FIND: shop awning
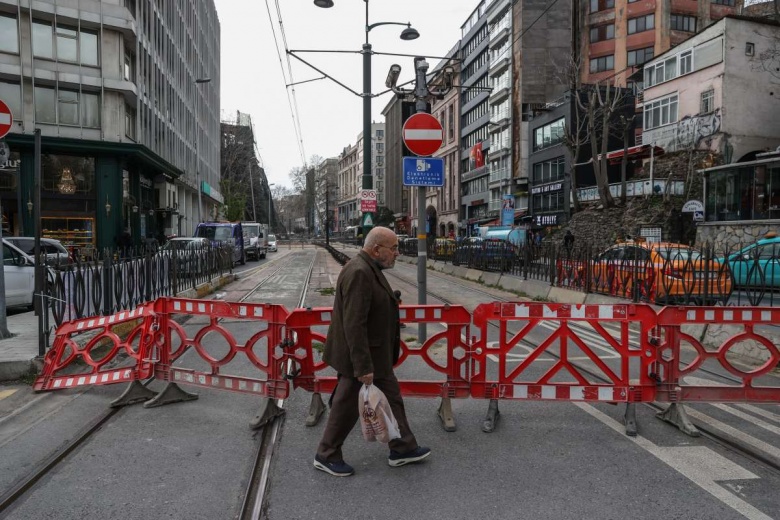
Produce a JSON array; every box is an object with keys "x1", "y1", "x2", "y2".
[{"x1": 599, "y1": 144, "x2": 664, "y2": 165}]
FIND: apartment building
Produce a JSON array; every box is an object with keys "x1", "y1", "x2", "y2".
[
  {"x1": 336, "y1": 142, "x2": 358, "y2": 230},
  {"x1": 581, "y1": 0, "x2": 739, "y2": 88},
  {"x1": 0, "y1": 0, "x2": 220, "y2": 251}
]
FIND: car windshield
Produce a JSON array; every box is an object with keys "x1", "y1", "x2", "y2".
[
  {"x1": 162, "y1": 240, "x2": 201, "y2": 251},
  {"x1": 268, "y1": 235, "x2": 276, "y2": 242}
]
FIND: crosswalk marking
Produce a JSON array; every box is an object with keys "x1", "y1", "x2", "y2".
[{"x1": 0, "y1": 389, "x2": 17, "y2": 401}]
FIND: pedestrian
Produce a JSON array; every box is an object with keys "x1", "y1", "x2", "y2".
[
  {"x1": 563, "y1": 229, "x2": 575, "y2": 256},
  {"x1": 314, "y1": 226, "x2": 430, "y2": 477}
]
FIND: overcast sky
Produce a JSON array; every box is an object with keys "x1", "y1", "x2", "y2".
[{"x1": 212, "y1": 0, "x2": 480, "y2": 189}]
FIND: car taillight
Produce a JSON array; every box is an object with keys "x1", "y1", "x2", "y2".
[{"x1": 664, "y1": 266, "x2": 683, "y2": 279}]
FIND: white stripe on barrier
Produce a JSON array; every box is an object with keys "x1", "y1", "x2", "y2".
[
  {"x1": 571, "y1": 386, "x2": 585, "y2": 400},
  {"x1": 571, "y1": 305, "x2": 586, "y2": 318},
  {"x1": 415, "y1": 308, "x2": 425, "y2": 319},
  {"x1": 515, "y1": 304, "x2": 529, "y2": 318},
  {"x1": 542, "y1": 385, "x2": 556, "y2": 399},
  {"x1": 240, "y1": 306, "x2": 247, "y2": 316},
  {"x1": 543, "y1": 305, "x2": 557, "y2": 318},
  {"x1": 599, "y1": 306, "x2": 614, "y2": 319},
  {"x1": 762, "y1": 310, "x2": 771, "y2": 321},
  {"x1": 724, "y1": 310, "x2": 733, "y2": 321},
  {"x1": 599, "y1": 387, "x2": 613, "y2": 401}
]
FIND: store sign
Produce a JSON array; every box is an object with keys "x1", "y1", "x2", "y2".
[
  {"x1": 140, "y1": 176, "x2": 153, "y2": 189},
  {"x1": 681, "y1": 200, "x2": 704, "y2": 213},
  {"x1": 535, "y1": 214, "x2": 559, "y2": 226},
  {"x1": 531, "y1": 182, "x2": 563, "y2": 195}
]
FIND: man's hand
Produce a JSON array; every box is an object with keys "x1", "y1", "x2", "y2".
[{"x1": 358, "y1": 373, "x2": 374, "y2": 385}]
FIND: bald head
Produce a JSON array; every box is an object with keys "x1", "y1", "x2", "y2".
[{"x1": 363, "y1": 227, "x2": 395, "y2": 251}]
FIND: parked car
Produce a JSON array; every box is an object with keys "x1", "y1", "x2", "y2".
[
  {"x1": 157, "y1": 237, "x2": 212, "y2": 276},
  {"x1": 4, "y1": 237, "x2": 72, "y2": 267},
  {"x1": 723, "y1": 232, "x2": 780, "y2": 289},
  {"x1": 588, "y1": 240, "x2": 731, "y2": 304},
  {"x1": 267, "y1": 234, "x2": 277, "y2": 252},
  {"x1": 2, "y1": 239, "x2": 55, "y2": 310}
]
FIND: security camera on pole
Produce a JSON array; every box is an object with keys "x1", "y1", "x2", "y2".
[{"x1": 387, "y1": 57, "x2": 453, "y2": 345}]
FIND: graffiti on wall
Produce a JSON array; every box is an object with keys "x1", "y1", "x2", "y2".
[{"x1": 675, "y1": 109, "x2": 722, "y2": 149}]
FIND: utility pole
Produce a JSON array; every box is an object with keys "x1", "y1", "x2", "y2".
[{"x1": 388, "y1": 57, "x2": 453, "y2": 343}]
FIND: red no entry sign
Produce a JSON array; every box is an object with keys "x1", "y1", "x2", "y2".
[
  {"x1": 0, "y1": 98, "x2": 13, "y2": 140},
  {"x1": 402, "y1": 113, "x2": 443, "y2": 157}
]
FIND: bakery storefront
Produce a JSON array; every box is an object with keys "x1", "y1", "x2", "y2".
[{"x1": 0, "y1": 135, "x2": 181, "y2": 256}]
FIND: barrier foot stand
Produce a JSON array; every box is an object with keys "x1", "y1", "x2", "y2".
[
  {"x1": 142, "y1": 382, "x2": 199, "y2": 409},
  {"x1": 250, "y1": 398, "x2": 286, "y2": 430},
  {"x1": 624, "y1": 403, "x2": 638, "y2": 437},
  {"x1": 481, "y1": 399, "x2": 500, "y2": 433},
  {"x1": 437, "y1": 397, "x2": 457, "y2": 432},
  {"x1": 656, "y1": 403, "x2": 701, "y2": 437},
  {"x1": 110, "y1": 381, "x2": 157, "y2": 408},
  {"x1": 305, "y1": 393, "x2": 326, "y2": 427}
]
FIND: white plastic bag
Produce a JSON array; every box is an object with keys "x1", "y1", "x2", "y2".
[{"x1": 359, "y1": 384, "x2": 401, "y2": 443}]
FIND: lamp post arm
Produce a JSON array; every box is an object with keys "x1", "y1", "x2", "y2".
[{"x1": 366, "y1": 21, "x2": 412, "y2": 33}]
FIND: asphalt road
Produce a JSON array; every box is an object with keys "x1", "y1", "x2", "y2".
[{"x1": 1, "y1": 244, "x2": 778, "y2": 520}]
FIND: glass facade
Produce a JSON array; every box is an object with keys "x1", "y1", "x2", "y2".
[{"x1": 706, "y1": 164, "x2": 780, "y2": 221}]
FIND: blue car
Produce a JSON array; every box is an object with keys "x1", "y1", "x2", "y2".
[{"x1": 724, "y1": 232, "x2": 780, "y2": 289}]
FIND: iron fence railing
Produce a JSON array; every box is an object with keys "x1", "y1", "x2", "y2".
[
  {"x1": 394, "y1": 238, "x2": 780, "y2": 307},
  {"x1": 44, "y1": 244, "x2": 234, "y2": 326}
]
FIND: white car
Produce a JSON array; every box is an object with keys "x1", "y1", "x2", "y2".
[
  {"x1": 3, "y1": 239, "x2": 51, "y2": 310},
  {"x1": 4, "y1": 237, "x2": 73, "y2": 267},
  {"x1": 267, "y1": 234, "x2": 277, "y2": 252}
]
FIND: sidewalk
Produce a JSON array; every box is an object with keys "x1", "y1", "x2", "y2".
[{"x1": 0, "y1": 311, "x2": 43, "y2": 381}]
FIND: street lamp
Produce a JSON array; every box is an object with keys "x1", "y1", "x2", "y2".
[
  {"x1": 268, "y1": 183, "x2": 275, "y2": 229},
  {"x1": 195, "y1": 77, "x2": 211, "y2": 224},
  {"x1": 315, "y1": 0, "x2": 419, "y2": 236}
]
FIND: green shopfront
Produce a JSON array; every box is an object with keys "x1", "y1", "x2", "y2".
[{"x1": 0, "y1": 135, "x2": 181, "y2": 256}]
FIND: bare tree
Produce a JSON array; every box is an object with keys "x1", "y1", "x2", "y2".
[
  {"x1": 617, "y1": 114, "x2": 636, "y2": 206},
  {"x1": 562, "y1": 90, "x2": 588, "y2": 214},
  {"x1": 577, "y1": 81, "x2": 628, "y2": 208}
]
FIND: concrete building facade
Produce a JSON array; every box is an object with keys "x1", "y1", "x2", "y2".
[{"x1": 0, "y1": 0, "x2": 220, "y2": 251}]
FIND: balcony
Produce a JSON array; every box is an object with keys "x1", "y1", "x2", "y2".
[
  {"x1": 489, "y1": 83, "x2": 510, "y2": 104},
  {"x1": 488, "y1": 167, "x2": 511, "y2": 185},
  {"x1": 489, "y1": 199, "x2": 503, "y2": 212},
  {"x1": 489, "y1": 21, "x2": 510, "y2": 48},
  {"x1": 489, "y1": 54, "x2": 510, "y2": 75},
  {"x1": 461, "y1": 164, "x2": 489, "y2": 183}
]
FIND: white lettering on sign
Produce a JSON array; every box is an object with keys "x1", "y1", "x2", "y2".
[
  {"x1": 535, "y1": 214, "x2": 559, "y2": 226},
  {"x1": 531, "y1": 182, "x2": 563, "y2": 195},
  {"x1": 682, "y1": 200, "x2": 704, "y2": 213}
]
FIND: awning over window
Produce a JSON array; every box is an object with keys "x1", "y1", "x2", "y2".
[{"x1": 599, "y1": 144, "x2": 664, "y2": 165}]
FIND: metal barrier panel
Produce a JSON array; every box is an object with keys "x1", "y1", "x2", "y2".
[
  {"x1": 470, "y1": 302, "x2": 659, "y2": 403},
  {"x1": 33, "y1": 304, "x2": 156, "y2": 391},
  {"x1": 285, "y1": 304, "x2": 472, "y2": 398},
  {"x1": 156, "y1": 298, "x2": 290, "y2": 398},
  {"x1": 655, "y1": 306, "x2": 780, "y2": 403}
]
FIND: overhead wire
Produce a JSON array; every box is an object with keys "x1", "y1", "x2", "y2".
[
  {"x1": 274, "y1": 0, "x2": 308, "y2": 167},
  {"x1": 263, "y1": 0, "x2": 308, "y2": 169}
]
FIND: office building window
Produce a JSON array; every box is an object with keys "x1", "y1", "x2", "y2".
[
  {"x1": 590, "y1": 54, "x2": 614, "y2": 73},
  {"x1": 35, "y1": 86, "x2": 100, "y2": 127},
  {"x1": 700, "y1": 89, "x2": 714, "y2": 114},
  {"x1": 533, "y1": 118, "x2": 565, "y2": 152},
  {"x1": 628, "y1": 14, "x2": 654, "y2": 34},
  {"x1": 590, "y1": 24, "x2": 615, "y2": 43},
  {"x1": 125, "y1": 105, "x2": 136, "y2": 139},
  {"x1": 590, "y1": 0, "x2": 614, "y2": 13},
  {"x1": 670, "y1": 14, "x2": 697, "y2": 33},
  {"x1": 375, "y1": 129, "x2": 384, "y2": 140},
  {"x1": 0, "y1": 14, "x2": 19, "y2": 53},
  {"x1": 644, "y1": 94, "x2": 678, "y2": 130},
  {"x1": 33, "y1": 20, "x2": 99, "y2": 65},
  {"x1": 0, "y1": 81, "x2": 21, "y2": 119},
  {"x1": 627, "y1": 47, "x2": 654, "y2": 66}
]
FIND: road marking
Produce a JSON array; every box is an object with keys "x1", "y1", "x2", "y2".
[
  {"x1": 575, "y1": 402, "x2": 772, "y2": 520},
  {"x1": 733, "y1": 404, "x2": 780, "y2": 425},
  {"x1": 0, "y1": 389, "x2": 17, "y2": 401},
  {"x1": 712, "y1": 403, "x2": 780, "y2": 436}
]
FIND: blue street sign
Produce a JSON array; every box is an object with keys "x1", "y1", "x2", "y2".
[{"x1": 403, "y1": 157, "x2": 444, "y2": 187}]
